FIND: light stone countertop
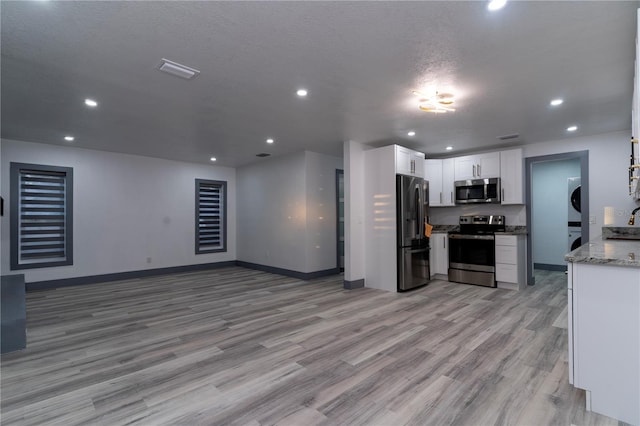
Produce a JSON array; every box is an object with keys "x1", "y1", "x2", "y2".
[
  {"x1": 495, "y1": 226, "x2": 528, "y2": 235},
  {"x1": 565, "y1": 237, "x2": 640, "y2": 267}
]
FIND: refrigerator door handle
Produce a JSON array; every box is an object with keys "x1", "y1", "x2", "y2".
[{"x1": 415, "y1": 186, "x2": 421, "y2": 238}]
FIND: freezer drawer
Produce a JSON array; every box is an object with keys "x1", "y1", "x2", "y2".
[{"x1": 398, "y1": 247, "x2": 430, "y2": 291}]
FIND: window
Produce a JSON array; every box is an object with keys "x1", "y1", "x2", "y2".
[
  {"x1": 195, "y1": 179, "x2": 227, "y2": 254},
  {"x1": 10, "y1": 163, "x2": 73, "y2": 270}
]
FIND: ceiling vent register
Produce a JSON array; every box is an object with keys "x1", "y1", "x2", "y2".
[{"x1": 158, "y1": 59, "x2": 200, "y2": 80}]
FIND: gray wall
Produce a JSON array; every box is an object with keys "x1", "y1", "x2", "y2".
[
  {"x1": 531, "y1": 158, "x2": 581, "y2": 266},
  {"x1": 0, "y1": 139, "x2": 237, "y2": 282},
  {"x1": 236, "y1": 150, "x2": 342, "y2": 273}
]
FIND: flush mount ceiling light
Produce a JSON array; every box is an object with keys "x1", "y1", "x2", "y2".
[
  {"x1": 445, "y1": 146, "x2": 453, "y2": 151},
  {"x1": 413, "y1": 90, "x2": 456, "y2": 113},
  {"x1": 210, "y1": 157, "x2": 217, "y2": 162},
  {"x1": 64, "y1": 136, "x2": 74, "y2": 142},
  {"x1": 567, "y1": 125, "x2": 578, "y2": 132},
  {"x1": 550, "y1": 98, "x2": 564, "y2": 106},
  {"x1": 266, "y1": 138, "x2": 274, "y2": 144},
  {"x1": 407, "y1": 131, "x2": 416, "y2": 137},
  {"x1": 158, "y1": 58, "x2": 200, "y2": 80},
  {"x1": 487, "y1": 0, "x2": 507, "y2": 11},
  {"x1": 296, "y1": 89, "x2": 308, "y2": 97},
  {"x1": 84, "y1": 98, "x2": 98, "y2": 107}
]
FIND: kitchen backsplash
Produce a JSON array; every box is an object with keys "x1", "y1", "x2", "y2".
[{"x1": 428, "y1": 204, "x2": 527, "y2": 226}]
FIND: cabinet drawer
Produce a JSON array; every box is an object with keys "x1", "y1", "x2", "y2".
[
  {"x1": 496, "y1": 263, "x2": 517, "y2": 283},
  {"x1": 495, "y1": 235, "x2": 516, "y2": 246},
  {"x1": 495, "y1": 245, "x2": 517, "y2": 264}
]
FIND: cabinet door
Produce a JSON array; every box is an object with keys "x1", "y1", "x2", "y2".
[
  {"x1": 454, "y1": 155, "x2": 476, "y2": 180},
  {"x1": 395, "y1": 146, "x2": 412, "y2": 175},
  {"x1": 442, "y1": 158, "x2": 455, "y2": 206},
  {"x1": 412, "y1": 152, "x2": 425, "y2": 178},
  {"x1": 431, "y1": 233, "x2": 449, "y2": 275},
  {"x1": 424, "y1": 159, "x2": 443, "y2": 206},
  {"x1": 477, "y1": 152, "x2": 501, "y2": 178},
  {"x1": 500, "y1": 149, "x2": 524, "y2": 204}
]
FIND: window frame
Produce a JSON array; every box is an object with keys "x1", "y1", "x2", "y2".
[
  {"x1": 195, "y1": 179, "x2": 227, "y2": 254},
  {"x1": 10, "y1": 162, "x2": 74, "y2": 270}
]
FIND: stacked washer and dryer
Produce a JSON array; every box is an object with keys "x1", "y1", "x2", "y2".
[{"x1": 568, "y1": 177, "x2": 582, "y2": 252}]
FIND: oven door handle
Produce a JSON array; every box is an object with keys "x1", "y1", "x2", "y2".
[{"x1": 448, "y1": 234, "x2": 495, "y2": 241}]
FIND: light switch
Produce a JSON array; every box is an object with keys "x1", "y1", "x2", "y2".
[{"x1": 589, "y1": 215, "x2": 596, "y2": 224}]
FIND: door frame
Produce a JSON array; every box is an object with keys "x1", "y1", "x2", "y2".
[
  {"x1": 336, "y1": 169, "x2": 344, "y2": 271},
  {"x1": 525, "y1": 150, "x2": 589, "y2": 285}
]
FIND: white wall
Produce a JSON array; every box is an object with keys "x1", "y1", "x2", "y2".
[
  {"x1": 531, "y1": 159, "x2": 580, "y2": 266},
  {"x1": 523, "y1": 130, "x2": 637, "y2": 239},
  {"x1": 0, "y1": 139, "x2": 236, "y2": 282},
  {"x1": 236, "y1": 151, "x2": 341, "y2": 274},
  {"x1": 304, "y1": 151, "x2": 343, "y2": 272},
  {"x1": 363, "y1": 145, "x2": 397, "y2": 292},
  {"x1": 344, "y1": 141, "x2": 366, "y2": 283}
]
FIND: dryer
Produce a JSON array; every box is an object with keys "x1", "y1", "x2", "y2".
[{"x1": 568, "y1": 177, "x2": 581, "y2": 225}]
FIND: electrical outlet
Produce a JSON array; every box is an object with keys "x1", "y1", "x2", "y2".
[
  {"x1": 589, "y1": 216, "x2": 596, "y2": 224},
  {"x1": 146, "y1": 257, "x2": 152, "y2": 263}
]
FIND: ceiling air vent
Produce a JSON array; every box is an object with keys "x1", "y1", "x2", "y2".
[
  {"x1": 256, "y1": 153, "x2": 271, "y2": 157},
  {"x1": 497, "y1": 133, "x2": 520, "y2": 141},
  {"x1": 158, "y1": 58, "x2": 200, "y2": 80}
]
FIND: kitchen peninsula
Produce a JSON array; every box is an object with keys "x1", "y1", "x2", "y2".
[{"x1": 565, "y1": 231, "x2": 640, "y2": 425}]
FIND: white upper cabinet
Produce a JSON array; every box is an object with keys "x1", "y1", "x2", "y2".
[
  {"x1": 454, "y1": 152, "x2": 500, "y2": 180},
  {"x1": 500, "y1": 148, "x2": 524, "y2": 204},
  {"x1": 425, "y1": 158, "x2": 455, "y2": 207},
  {"x1": 395, "y1": 145, "x2": 424, "y2": 177}
]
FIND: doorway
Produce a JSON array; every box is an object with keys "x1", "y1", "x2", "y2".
[
  {"x1": 336, "y1": 169, "x2": 344, "y2": 271},
  {"x1": 525, "y1": 151, "x2": 589, "y2": 284}
]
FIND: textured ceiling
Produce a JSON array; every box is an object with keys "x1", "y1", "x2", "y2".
[{"x1": 1, "y1": 1, "x2": 639, "y2": 167}]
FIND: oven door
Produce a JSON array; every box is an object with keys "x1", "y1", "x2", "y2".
[{"x1": 448, "y1": 233, "x2": 496, "y2": 287}]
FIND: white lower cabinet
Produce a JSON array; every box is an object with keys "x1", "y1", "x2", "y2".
[
  {"x1": 495, "y1": 234, "x2": 526, "y2": 290},
  {"x1": 568, "y1": 262, "x2": 639, "y2": 425},
  {"x1": 430, "y1": 232, "x2": 449, "y2": 277}
]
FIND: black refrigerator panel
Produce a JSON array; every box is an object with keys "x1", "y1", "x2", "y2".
[
  {"x1": 397, "y1": 175, "x2": 427, "y2": 248},
  {"x1": 398, "y1": 246, "x2": 430, "y2": 291}
]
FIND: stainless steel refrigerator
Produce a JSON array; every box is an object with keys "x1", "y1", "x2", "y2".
[{"x1": 396, "y1": 175, "x2": 430, "y2": 291}]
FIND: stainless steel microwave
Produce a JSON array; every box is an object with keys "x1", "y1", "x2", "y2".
[{"x1": 454, "y1": 178, "x2": 501, "y2": 204}]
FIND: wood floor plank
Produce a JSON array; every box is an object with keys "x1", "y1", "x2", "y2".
[{"x1": 0, "y1": 267, "x2": 624, "y2": 425}]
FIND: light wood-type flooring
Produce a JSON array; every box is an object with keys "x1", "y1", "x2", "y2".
[{"x1": 0, "y1": 267, "x2": 625, "y2": 425}]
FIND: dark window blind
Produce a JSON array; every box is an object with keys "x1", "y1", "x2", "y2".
[
  {"x1": 196, "y1": 179, "x2": 226, "y2": 254},
  {"x1": 11, "y1": 163, "x2": 73, "y2": 269}
]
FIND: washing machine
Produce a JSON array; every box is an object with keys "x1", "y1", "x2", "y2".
[
  {"x1": 568, "y1": 227, "x2": 582, "y2": 252},
  {"x1": 568, "y1": 177, "x2": 581, "y2": 225}
]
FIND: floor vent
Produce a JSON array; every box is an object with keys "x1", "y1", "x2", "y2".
[{"x1": 256, "y1": 153, "x2": 271, "y2": 157}]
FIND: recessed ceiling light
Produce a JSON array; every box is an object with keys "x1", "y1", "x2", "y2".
[
  {"x1": 550, "y1": 98, "x2": 564, "y2": 106},
  {"x1": 296, "y1": 89, "x2": 308, "y2": 97},
  {"x1": 446, "y1": 146, "x2": 453, "y2": 151},
  {"x1": 210, "y1": 157, "x2": 217, "y2": 162},
  {"x1": 407, "y1": 131, "x2": 416, "y2": 137},
  {"x1": 567, "y1": 126, "x2": 578, "y2": 132},
  {"x1": 84, "y1": 98, "x2": 98, "y2": 107},
  {"x1": 266, "y1": 138, "x2": 274, "y2": 144},
  {"x1": 487, "y1": 0, "x2": 507, "y2": 11},
  {"x1": 64, "y1": 136, "x2": 74, "y2": 142}
]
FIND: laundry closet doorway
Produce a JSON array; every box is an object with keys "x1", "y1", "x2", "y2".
[{"x1": 525, "y1": 151, "x2": 589, "y2": 284}]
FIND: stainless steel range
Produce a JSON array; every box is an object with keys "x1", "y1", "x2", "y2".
[{"x1": 448, "y1": 215, "x2": 505, "y2": 287}]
